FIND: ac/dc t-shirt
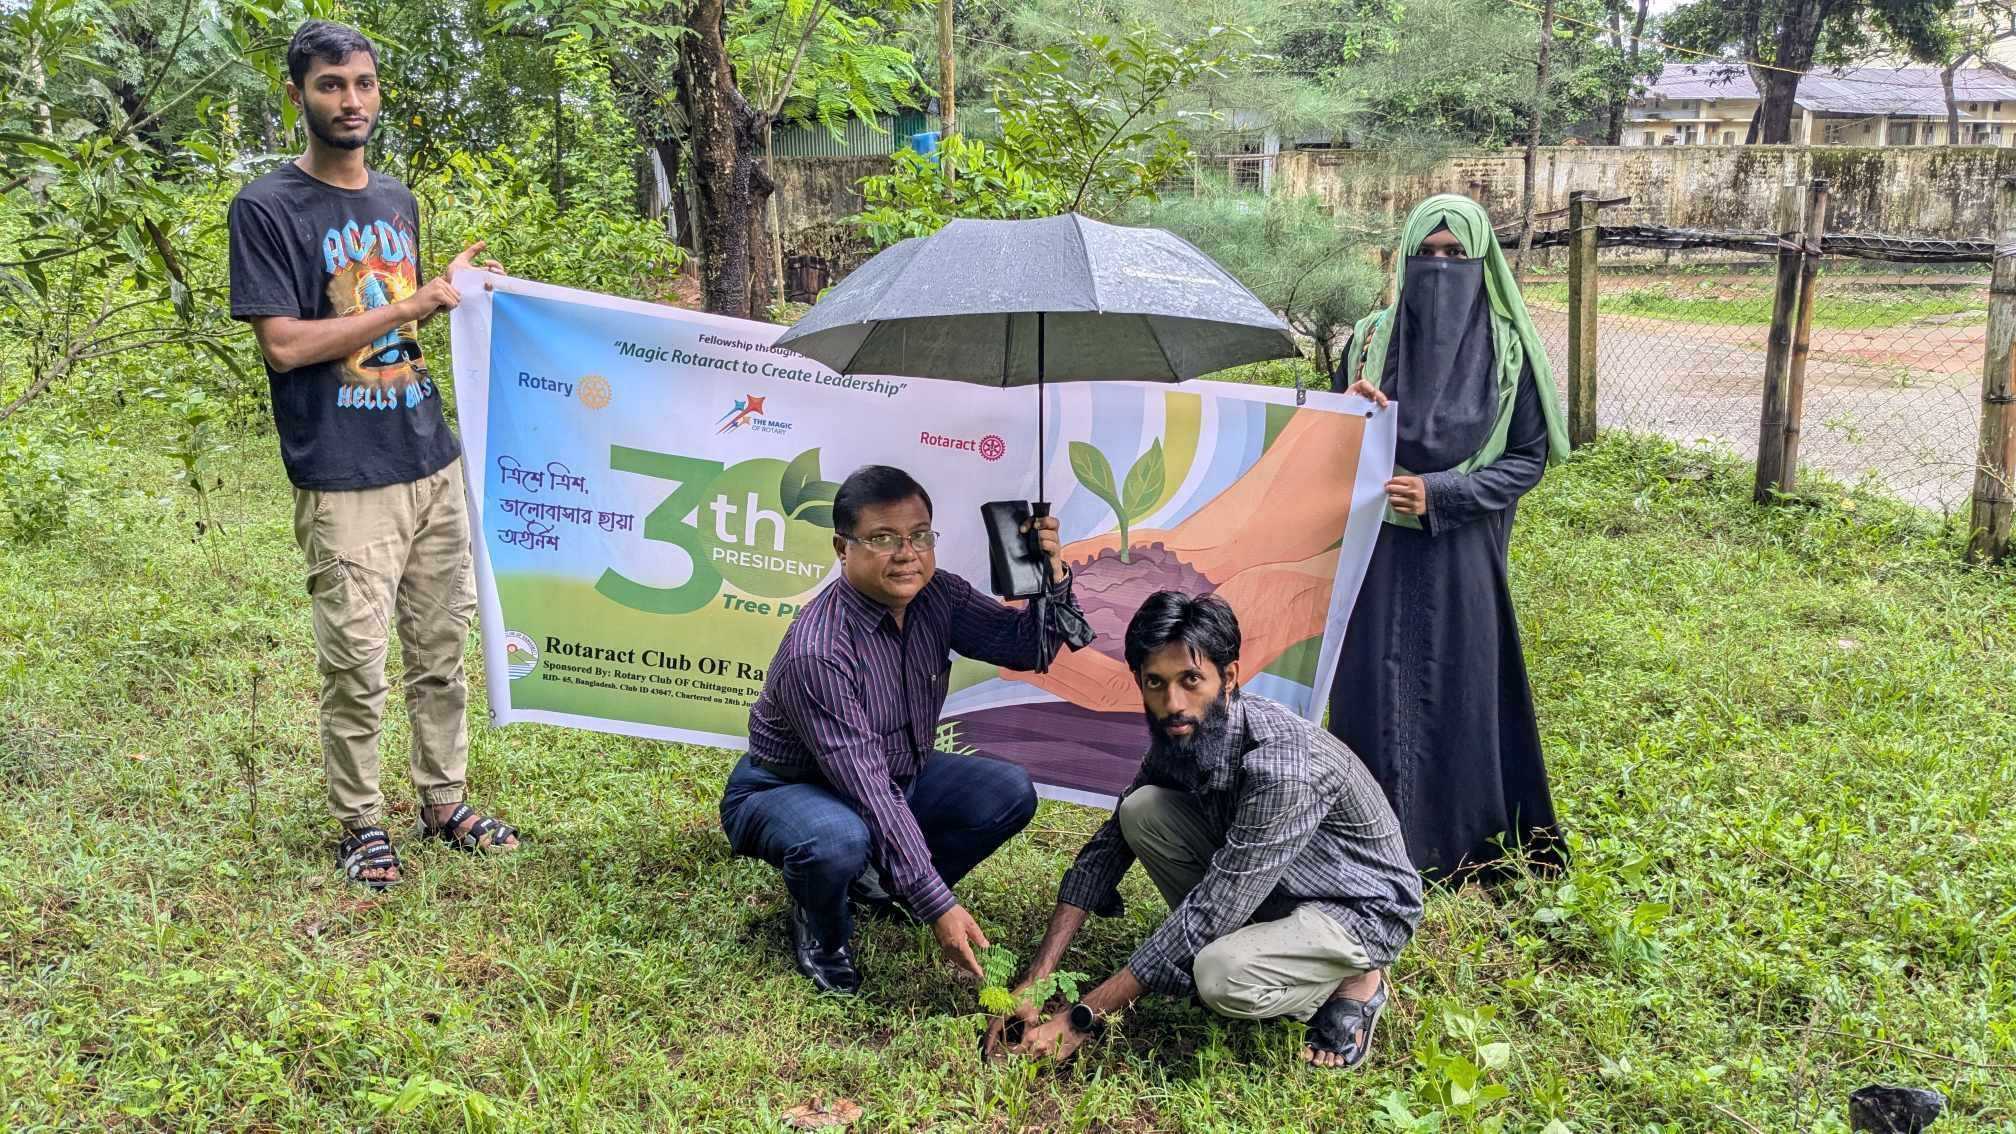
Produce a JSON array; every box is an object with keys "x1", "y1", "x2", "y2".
[{"x1": 228, "y1": 163, "x2": 460, "y2": 491}]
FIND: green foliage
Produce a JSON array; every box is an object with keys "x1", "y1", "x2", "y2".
[
  {"x1": 1276, "y1": 0, "x2": 1661, "y2": 148},
  {"x1": 854, "y1": 134, "x2": 1070, "y2": 243},
  {"x1": 1136, "y1": 187, "x2": 1386, "y2": 374},
  {"x1": 728, "y1": 0, "x2": 925, "y2": 130},
  {"x1": 1373, "y1": 1003, "x2": 1528, "y2": 1130},
  {"x1": 976, "y1": 945, "x2": 1087, "y2": 1019},
  {"x1": 143, "y1": 384, "x2": 230, "y2": 542},
  {"x1": 853, "y1": 22, "x2": 1251, "y2": 242},
  {"x1": 990, "y1": 24, "x2": 1255, "y2": 213},
  {"x1": 0, "y1": 427, "x2": 82, "y2": 544},
  {"x1": 1, "y1": 431, "x2": 2014, "y2": 1128},
  {"x1": 1665, "y1": 0, "x2": 1958, "y2": 70},
  {"x1": 1, "y1": 0, "x2": 308, "y2": 426},
  {"x1": 1523, "y1": 276, "x2": 1988, "y2": 330}
]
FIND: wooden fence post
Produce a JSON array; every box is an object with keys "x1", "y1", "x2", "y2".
[
  {"x1": 1754, "y1": 181, "x2": 1804, "y2": 503},
  {"x1": 1566, "y1": 189, "x2": 1599, "y2": 448},
  {"x1": 1969, "y1": 177, "x2": 2016, "y2": 564},
  {"x1": 1780, "y1": 178, "x2": 1831, "y2": 491}
]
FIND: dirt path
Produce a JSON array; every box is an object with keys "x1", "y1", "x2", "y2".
[{"x1": 1528, "y1": 307, "x2": 1985, "y2": 510}]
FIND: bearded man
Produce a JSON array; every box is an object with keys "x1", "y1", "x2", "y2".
[{"x1": 987, "y1": 592, "x2": 1423, "y2": 1070}]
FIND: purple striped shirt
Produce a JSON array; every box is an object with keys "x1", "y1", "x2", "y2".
[{"x1": 747, "y1": 568, "x2": 1074, "y2": 921}]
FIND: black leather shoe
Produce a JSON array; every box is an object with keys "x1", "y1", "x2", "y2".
[
  {"x1": 791, "y1": 904, "x2": 861, "y2": 995},
  {"x1": 848, "y1": 865, "x2": 919, "y2": 925}
]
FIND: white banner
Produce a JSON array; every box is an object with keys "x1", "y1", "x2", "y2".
[{"x1": 450, "y1": 271, "x2": 1395, "y2": 801}]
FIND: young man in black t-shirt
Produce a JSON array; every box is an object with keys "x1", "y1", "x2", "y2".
[{"x1": 229, "y1": 20, "x2": 519, "y2": 890}]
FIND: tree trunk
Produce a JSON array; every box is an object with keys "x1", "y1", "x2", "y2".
[
  {"x1": 747, "y1": 123, "x2": 778, "y2": 316},
  {"x1": 939, "y1": 0, "x2": 956, "y2": 136},
  {"x1": 680, "y1": 0, "x2": 760, "y2": 318},
  {"x1": 653, "y1": 136, "x2": 696, "y2": 252},
  {"x1": 1751, "y1": 0, "x2": 1832, "y2": 144},
  {"x1": 1517, "y1": 0, "x2": 1557, "y2": 277},
  {"x1": 553, "y1": 82, "x2": 567, "y2": 211},
  {"x1": 1945, "y1": 56, "x2": 1970, "y2": 144},
  {"x1": 1750, "y1": 64, "x2": 1805, "y2": 143},
  {"x1": 1606, "y1": 0, "x2": 1651, "y2": 145},
  {"x1": 29, "y1": 51, "x2": 54, "y2": 137},
  {"x1": 1604, "y1": 0, "x2": 1625, "y2": 145},
  {"x1": 764, "y1": 121, "x2": 785, "y2": 311}
]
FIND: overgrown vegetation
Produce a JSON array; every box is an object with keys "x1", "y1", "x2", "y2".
[{"x1": 3, "y1": 431, "x2": 2011, "y2": 1130}]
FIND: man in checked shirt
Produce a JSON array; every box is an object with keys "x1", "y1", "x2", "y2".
[
  {"x1": 989, "y1": 591, "x2": 1423, "y2": 1070},
  {"x1": 720, "y1": 465, "x2": 1080, "y2": 995}
]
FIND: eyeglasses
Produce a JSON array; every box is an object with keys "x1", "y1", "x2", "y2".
[{"x1": 842, "y1": 530, "x2": 939, "y2": 554}]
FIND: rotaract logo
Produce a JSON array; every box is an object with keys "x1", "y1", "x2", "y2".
[
  {"x1": 503, "y1": 630, "x2": 539, "y2": 680},
  {"x1": 920, "y1": 431, "x2": 1007, "y2": 461}
]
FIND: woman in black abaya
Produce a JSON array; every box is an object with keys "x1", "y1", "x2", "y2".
[{"x1": 1328, "y1": 195, "x2": 1571, "y2": 881}]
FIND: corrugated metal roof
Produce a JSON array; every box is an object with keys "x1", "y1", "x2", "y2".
[
  {"x1": 1642, "y1": 63, "x2": 2016, "y2": 117},
  {"x1": 772, "y1": 112, "x2": 939, "y2": 158}
]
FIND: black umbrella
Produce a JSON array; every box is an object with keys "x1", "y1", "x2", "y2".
[
  {"x1": 774, "y1": 212, "x2": 1299, "y2": 500},
  {"x1": 774, "y1": 213, "x2": 1299, "y2": 670}
]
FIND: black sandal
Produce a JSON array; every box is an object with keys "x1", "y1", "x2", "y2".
[
  {"x1": 1305, "y1": 980, "x2": 1388, "y2": 1069},
  {"x1": 337, "y1": 826, "x2": 403, "y2": 891},
  {"x1": 417, "y1": 802, "x2": 520, "y2": 854}
]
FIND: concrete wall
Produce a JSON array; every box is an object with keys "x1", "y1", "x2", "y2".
[
  {"x1": 773, "y1": 155, "x2": 887, "y2": 237},
  {"x1": 1272, "y1": 145, "x2": 2016, "y2": 237}
]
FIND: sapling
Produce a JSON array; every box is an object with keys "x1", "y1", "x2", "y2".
[{"x1": 976, "y1": 944, "x2": 1088, "y2": 1036}]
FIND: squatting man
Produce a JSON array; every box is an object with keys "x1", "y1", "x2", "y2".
[
  {"x1": 985, "y1": 592, "x2": 1424, "y2": 1069},
  {"x1": 719, "y1": 465, "x2": 1086, "y2": 995}
]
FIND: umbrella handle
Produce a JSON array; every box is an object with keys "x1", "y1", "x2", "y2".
[{"x1": 1030, "y1": 501, "x2": 1050, "y2": 675}]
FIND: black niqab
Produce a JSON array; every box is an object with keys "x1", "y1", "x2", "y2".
[{"x1": 1382, "y1": 254, "x2": 1497, "y2": 473}]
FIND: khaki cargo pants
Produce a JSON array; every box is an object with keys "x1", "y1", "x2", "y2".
[
  {"x1": 1118, "y1": 786, "x2": 1376, "y2": 1022},
  {"x1": 293, "y1": 459, "x2": 477, "y2": 829}
]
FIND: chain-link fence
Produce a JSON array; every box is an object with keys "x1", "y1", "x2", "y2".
[{"x1": 1527, "y1": 261, "x2": 1989, "y2": 511}]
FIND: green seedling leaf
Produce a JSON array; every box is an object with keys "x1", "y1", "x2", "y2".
[
  {"x1": 1068, "y1": 441, "x2": 1120, "y2": 511},
  {"x1": 781, "y1": 447, "x2": 822, "y2": 513},
  {"x1": 1120, "y1": 439, "x2": 1164, "y2": 522}
]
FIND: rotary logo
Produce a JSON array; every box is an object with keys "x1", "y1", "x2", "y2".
[
  {"x1": 502, "y1": 630, "x2": 539, "y2": 680},
  {"x1": 979, "y1": 435, "x2": 1006, "y2": 462},
  {"x1": 577, "y1": 374, "x2": 612, "y2": 410}
]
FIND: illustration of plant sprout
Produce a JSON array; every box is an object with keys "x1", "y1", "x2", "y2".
[
  {"x1": 781, "y1": 447, "x2": 841, "y2": 529},
  {"x1": 1068, "y1": 439, "x2": 1163, "y2": 563}
]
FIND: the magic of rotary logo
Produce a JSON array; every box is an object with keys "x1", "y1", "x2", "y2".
[{"x1": 716, "y1": 393, "x2": 792, "y2": 436}]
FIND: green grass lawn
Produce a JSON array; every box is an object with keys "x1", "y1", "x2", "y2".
[
  {"x1": 1524, "y1": 278, "x2": 1989, "y2": 331},
  {"x1": 3, "y1": 433, "x2": 2014, "y2": 1132}
]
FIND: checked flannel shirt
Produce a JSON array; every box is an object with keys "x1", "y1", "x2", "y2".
[{"x1": 1057, "y1": 694, "x2": 1424, "y2": 997}]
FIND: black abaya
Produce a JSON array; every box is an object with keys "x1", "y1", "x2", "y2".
[{"x1": 1328, "y1": 368, "x2": 1561, "y2": 880}]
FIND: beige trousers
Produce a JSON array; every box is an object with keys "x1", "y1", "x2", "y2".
[
  {"x1": 1118, "y1": 786, "x2": 1375, "y2": 1022},
  {"x1": 293, "y1": 460, "x2": 477, "y2": 828}
]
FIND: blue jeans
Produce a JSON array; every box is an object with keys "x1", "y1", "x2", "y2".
[{"x1": 719, "y1": 752, "x2": 1038, "y2": 948}]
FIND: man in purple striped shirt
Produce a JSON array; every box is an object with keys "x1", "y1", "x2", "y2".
[{"x1": 720, "y1": 465, "x2": 1078, "y2": 994}]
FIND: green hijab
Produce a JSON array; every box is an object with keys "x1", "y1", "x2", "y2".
[{"x1": 1345, "y1": 194, "x2": 1571, "y2": 528}]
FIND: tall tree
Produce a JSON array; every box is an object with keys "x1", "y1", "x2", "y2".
[
  {"x1": 1517, "y1": 0, "x2": 1559, "y2": 278},
  {"x1": 679, "y1": 0, "x2": 770, "y2": 316},
  {"x1": 1664, "y1": 0, "x2": 1958, "y2": 143},
  {"x1": 727, "y1": 0, "x2": 922, "y2": 311},
  {"x1": 1602, "y1": 0, "x2": 1656, "y2": 142},
  {"x1": 1939, "y1": 0, "x2": 2016, "y2": 143}
]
